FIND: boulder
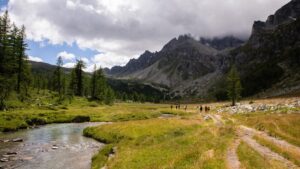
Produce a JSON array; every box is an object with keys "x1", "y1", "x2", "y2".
[{"x1": 12, "y1": 138, "x2": 23, "y2": 142}]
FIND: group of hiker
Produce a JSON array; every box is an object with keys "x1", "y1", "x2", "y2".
[
  {"x1": 170, "y1": 104, "x2": 210, "y2": 112},
  {"x1": 198, "y1": 105, "x2": 210, "y2": 112},
  {"x1": 171, "y1": 104, "x2": 188, "y2": 111}
]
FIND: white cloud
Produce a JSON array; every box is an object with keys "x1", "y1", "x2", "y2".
[
  {"x1": 63, "y1": 62, "x2": 76, "y2": 68},
  {"x1": 92, "y1": 52, "x2": 131, "y2": 69},
  {"x1": 81, "y1": 57, "x2": 90, "y2": 64},
  {"x1": 57, "y1": 51, "x2": 76, "y2": 60},
  {"x1": 28, "y1": 55, "x2": 43, "y2": 62},
  {"x1": 8, "y1": 0, "x2": 291, "y2": 68}
]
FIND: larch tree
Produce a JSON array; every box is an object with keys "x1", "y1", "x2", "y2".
[{"x1": 227, "y1": 65, "x2": 242, "y2": 106}]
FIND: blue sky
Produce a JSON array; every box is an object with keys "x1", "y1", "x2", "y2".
[
  {"x1": 26, "y1": 40, "x2": 98, "y2": 64},
  {"x1": 1, "y1": 0, "x2": 102, "y2": 71}
]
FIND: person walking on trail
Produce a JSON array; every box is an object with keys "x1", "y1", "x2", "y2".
[
  {"x1": 200, "y1": 106, "x2": 203, "y2": 112},
  {"x1": 171, "y1": 105, "x2": 173, "y2": 110},
  {"x1": 184, "y1": 105, "x2": 187, "y2": 111}
]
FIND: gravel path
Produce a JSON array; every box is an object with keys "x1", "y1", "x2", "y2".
[
  {"x1": 239, "y1": 126, "x2": 299, "y2": 169},
  {"x1": 240, "y1": 125, "x2": 300, "y2": 156},
  {"x1": 226, "y1": 139, "x2": 241, "y2": 169}
]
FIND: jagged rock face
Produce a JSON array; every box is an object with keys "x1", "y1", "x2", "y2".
[
  {"x1": 266, "y1": 0, "x2": 300, "y2": 26},
  {"x1": 121, "y1": 35, "x2": 219, "y2": 88},
  {"x1": 199, "y1": 36, "x2": 244, "y2": 50},
  {"x1": 232, "y1": 0, "x2": 300, "y2": 97},
  {"x1": 106, "y1": 50, "x2": 159, "y2": 76},
  {"x1": 249, "y1": 0, "x2": 300, "y2": 46}
]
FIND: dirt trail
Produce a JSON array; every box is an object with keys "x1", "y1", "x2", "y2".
[
  {"x1": 240, "y1": 125, "x2": 300, "y2": 155},
  {"x1": 226, "y1": 139, "x2": 241, "y2": 169},
  {"x1": 208, "y1": 114, "x2": 224, "y2": 127},
  {"x1": 239, "y1": 126, "x2": 299, "y2": 169}
]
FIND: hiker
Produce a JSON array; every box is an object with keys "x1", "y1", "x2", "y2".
[
  {"x1": 184, "y1": 105, "x2": 187, "y2": 111},
  {"x1": 171, "y1": 105, "x2": 173, "y2": 110},
  {"x1": 200, "y1": 106, "x2": 203, "y2": 112}
]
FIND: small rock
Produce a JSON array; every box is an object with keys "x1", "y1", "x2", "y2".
[
  {"x1": 0, "y1": 158, "x2": 8, "y2": 162},
  {"x1": 6, "y1": 152, "x2": 17, "y2": 155},
  {"x1": 12, "y1": 138, "x2": 23, "y2": 142},
  {"x1": 52, "y1": 146, "x2": 59, "y2": 150},
  {"x1": 204, "y1": 115, "x2": 211, "y2": 121}
]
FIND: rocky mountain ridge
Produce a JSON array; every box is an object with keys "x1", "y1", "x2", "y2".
[{"x1": 100, "y1": 0, "x2": 300, "y2": 99}]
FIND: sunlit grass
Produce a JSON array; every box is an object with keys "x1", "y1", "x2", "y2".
[
  {"x1": 234, "y1": 113, "x2": 300, "y2": 146},
  {"x1": 237, "y1": 141, "x2": 288, "y2": 169},
  {"x1": 254, "y1": 135, "x2": 300, "y2": 166},
  {"x1": 84, "y1": 118, "x2": 235, "y2": 169}
]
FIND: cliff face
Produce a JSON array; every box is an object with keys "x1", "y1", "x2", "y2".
[{"x1": 232, "y1": 0, "x2": 300, "y2": 97}]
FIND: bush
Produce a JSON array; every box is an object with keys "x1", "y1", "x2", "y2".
[
  {"x1": 72, "y1": 115, "x2": 90, "y2": 123},
  {"x1": 26, "y1": 117, "x2": 47, "y2": 126}
]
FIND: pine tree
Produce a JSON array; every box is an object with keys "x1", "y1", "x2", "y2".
[
  {"x1": 0, "y1": 11, "x2": 14, "y2": 109},
  {"x1": 16, "y1": 26, "x2": 31, "y2": 101},
  {"x1": 53, "y1": 56, "x2": 64, "y2": 100},
  {"x1": 227, "y1": 65, "x2": 242, "y2": 106},
  {"x1": 89, "y1": 65, "x2": 115, "y2": 104},
  {"x1": 74, "y1": 60, "x2": 85, "y2": 96},
  {"x1": 90, "y1": 64, "x2": 97, "y2": 99},
  {"x1": 104, "y1": 87, "x2": 115, "y2": 105},
  {"x1": 67, "y1": 69, "x2": 77, "y2": 103},
  {"x1": 17, "y1": 26, "x2": 31, "y2": 89}
]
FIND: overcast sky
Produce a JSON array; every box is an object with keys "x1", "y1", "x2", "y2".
[{"x1": 3, "y1": 0, "x2": 290, "y2": 71}]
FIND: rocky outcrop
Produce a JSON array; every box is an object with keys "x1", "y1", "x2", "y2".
[
  {"x1": 105, "y1": 50, "x2": 159, "y2": 77},
  {"x1": 200, "y1": 36, "x2": 244, "y2": 50}
]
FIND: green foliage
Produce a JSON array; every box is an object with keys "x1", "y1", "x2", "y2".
[
  {"x1": 90, "y1": 65, "x2": 115, "y2": 105},
  {"x1": 53, "y1": 56, "x2": 65, "y2": 101},
  {"x1": 0, "y1": 11, "x2": 32, "y2": 109},
  {"x1": 227, "y1": 65, "x2": 242, "y2": 106}
]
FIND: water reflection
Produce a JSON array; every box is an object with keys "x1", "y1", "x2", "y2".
[{"x1": 0, "y1": 123, "x2": 104, "y2": 169}]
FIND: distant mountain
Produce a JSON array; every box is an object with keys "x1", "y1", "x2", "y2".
[
  {"x1": 105, "y1": 50, "x2": 159, "y2": 76},
  {"x1": 30, "y1": 61, "x2": 72, "y2": 74},
  {"x1": 106, "y1": 0, "x2": 300, "y2": 99}
]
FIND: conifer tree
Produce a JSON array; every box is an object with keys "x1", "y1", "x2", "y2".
[
  {"x1": 16, "y1": 25, "x2": 31, "y2": 99},
  {"x1": 0, "y1": 11, "x2": 14, "y2": 109},
  {"x1": 74, "y1": 60, "x2": 85, "y2": 96},
  {"x1": 227, "y1": 65, "x2": 242, "y2": 106},
  {"x1": 53, "y1": 56, "x2": 64, "y2": 100}
]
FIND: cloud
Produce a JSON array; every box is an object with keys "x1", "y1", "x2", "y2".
[
  {"x1": 92, "y1": 52, "x2": 131, "y2": 69},
  {"x1": 8, "y1": 0, "x2": 290, "y2": 68},
  {"x1": 28, "y1": 55, "x2": 43, "y2": 62},
  {"x1": 63, "y1": 62, "x2": 76, "y2": 68},
  {"x1": 81, "y1": 57, "x2": 90, "y2": 64},
  {"x1": 57, "y1": 51, "x2": 75, "y2": 60}
]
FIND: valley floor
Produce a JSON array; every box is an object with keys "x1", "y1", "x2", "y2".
[{"x1": 1, "y1": 96, "x2": 300, "y2": 169}]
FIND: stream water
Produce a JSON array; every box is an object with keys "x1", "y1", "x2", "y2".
[{"x1": 0, "y1": 123, "x2": 105, "y2": 169}]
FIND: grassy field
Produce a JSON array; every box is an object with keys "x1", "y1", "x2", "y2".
[
  {"x1": 0, "y1": 96, "x2": 188, "y2": 132},
  {"x1": 237, "y1": 141, "x2": 287, "y2": 169},
  {"x1": 253, "y1": 135, "x2": 300, "y2": 166},
  {"x1": 234, "y1": 113, "x2": 300, "y2": 147},
  {"x1": 84, "y1": 118, "x2": 235, "y2": 169},
  {"x1": 1, "y1": 93, "x2": 300, "y2": 169}
]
